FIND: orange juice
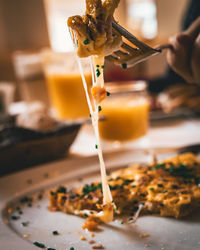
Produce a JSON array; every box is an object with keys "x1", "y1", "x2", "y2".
[
  {"x1": 46, "y1": 73, "x2": 92, "y2": 119},
  {"x1": 99, "y1": 97, "x2": 149, "y2": 142}
]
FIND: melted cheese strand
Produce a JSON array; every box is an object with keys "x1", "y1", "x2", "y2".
[{"x1": 76, "y1": 54, "x2": 112, "y2": 206}]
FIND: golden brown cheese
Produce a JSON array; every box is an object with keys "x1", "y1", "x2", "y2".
[
  {"x1": 67, "y1": 0, "x2": 122, "y2": 57},
  {"x1": 49, "y1": 153, "x2": 200, "y2": 220}
]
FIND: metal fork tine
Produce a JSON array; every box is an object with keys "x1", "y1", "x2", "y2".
[
  {"x1": 121, "y1": 42, "x2": 139, "y2": 53},
  {"x1": 112, "y1": 21, "x2": 159, "y2": 52},
  {"x1": 106, "y1": 21, "x2": 170, "y2": 67},
  {"x1": 106, "y1": 54, "x2": 120, "y2": 63},
  {"x1": 114, "y1": 50, "x2": 129, "y2": 59}
]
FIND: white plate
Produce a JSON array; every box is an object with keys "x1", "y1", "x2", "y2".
[{"x1": 0, "y1": 150, "x2": 200, "y2": 250}]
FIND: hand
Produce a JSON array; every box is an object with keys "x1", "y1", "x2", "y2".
[{"x1": 166, "y1": 17, "x2": 200, "y2": 84}]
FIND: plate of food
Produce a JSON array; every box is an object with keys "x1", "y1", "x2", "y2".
[{"x1": 1, "y1": 150, "x2": 200, "y2": 250}]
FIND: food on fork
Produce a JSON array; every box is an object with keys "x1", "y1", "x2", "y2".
[
  {"x1": 49, "y1": 153, "x2": 200, "y2": 229},
  {"x1": 68, "y1": 0, "x2": 122, "y2": 57}
]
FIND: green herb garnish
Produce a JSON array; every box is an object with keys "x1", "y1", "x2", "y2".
[
  {"x1": 33, "y1": 242, "x2": 45, "y2": 248},
  {"x1": 47, "y1": 248, "x2": 56, "y2": 250},
  {"x1": 149, "y1": 187, "x2": 154, "y2": 191},
  {"x1": 123, "y1": 179, "x2": 134, "y2": 185},
  {"x1": 84, "y1": 213, "x2": 88, "y2": 217},
  {"x1": 122, "y1": 63, "x2": 127, "y2": 69},
  {"x1": 11, "y1": 215, "x2": 20, "y2": 220},
  {"x1": 96, "y1": 65, "x2": 100, "y2": 67},
  {"x1": 69, "y1": 193, "x2": 77, "y2": 199},
  {"x1": 163, "y1": 190, "x2": 168, "y2": 193},
  {"x1": 70, "y1": 247, "x2": 75, "y2": 250},
  {"x1": 52, "y1": 230, "x2": 59, "y2": 235},
  {"x1": 57, "y1": 186, "x2": 67, "y2": 193},
  {"x1": 21, "y1": 222, "x2": 29, "y2": 227},
  {"x1": 95, "y1": 144, "x2": 98, "y2": 149},
  {"x1": 132, "y1": 185, "x2": 136, "y2": 188},
  {"x1": 83, "y1": 38, "x2": 90, "y2": 45},
  {"x1": 157, "y1": 184, "x2": 163, "y2": 188},
  {"x1": 109, "y1": 184, "x2": 121, "y2": 190},
  {"x1": 96, "y1": 68, "x2": 101, "y2": 77},
  {"x1": 153, "y1": 163, "x2": 165, "y2": 170},
  {"x1": 98, "y1": 106, "x2": 102, "y2": 112},
  {"x1": 107, "y1": 91, "x2": 110, "y2": 96},
  {"x1": 101, "y1": 65, "x2": 105, "y2": 69},
  {"x1": 82, "y1": 183, "x2": 98, "y2": 196},
  {"x1": 167, "y1": 163, "x2": 193, "y2": 178}
]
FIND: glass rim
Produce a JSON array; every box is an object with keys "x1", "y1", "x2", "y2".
[{"x1": 105, "y1": 81, "x2": 147, "y2": 94}]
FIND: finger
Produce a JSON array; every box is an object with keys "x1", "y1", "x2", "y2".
[
  {"x1": 191, "y1": 34, "x2": 200, "y2": 84},
  {"x1": 167, "y1": 35, "x2": 194, "y2": 83},
  {"x1": 184, "y1": 17, "x2": 200, "y2": 42}
]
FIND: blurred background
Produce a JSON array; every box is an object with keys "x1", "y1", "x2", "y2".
[
  {"x1": 1, "y1": 0, "x2": 200, "y2": 174},
  {"x1": 0, "y1": 0, "x2": 189, "y2": 106}
]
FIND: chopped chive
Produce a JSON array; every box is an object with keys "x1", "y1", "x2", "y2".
[
  {"x1": 52, "y1": 230, "x2": 59, "y2": 235},
  {"x1": 153, "y1": 163, "x2": 165, "y2": 170},
  {"x1": 122, "y1": 63, "x2": 127, "y2": 69},
  {"x1": 106, "y1": 91, "x2": 110, "y2": 96},
  {"x1": 57, "y1": 186, "x2": 67, "y2": 193},
  {"x1": 70, "y1": 248, "x2": 75, "y2": 250},
  {"x1": 84, "y1": 213, "x2": 88, "y2": 217},
  {"x1": 33, "y1": 242, "x2": 45, "y2": 248},
  {"x1": 163, "y1": 190, "x2": 168, "y2": 193},
  {"x1": 22, "y1": 222, "x2": 29, "y2": 227},
  {"x1": 83, "y1": 38, "x2": 90, "y2": 45},
  {"x1": 89, "y1": 113, "x2": 91, "y2": 118},
  {"x1": 123, "y1": 179, "x2": 133, "y2": 185},
  {"x1": 11, "y1": 215, "x2": 20, "y2": 220},
  {"x1": 128, "y1": 217, "x2": 133, "y2": 221},
  {"x1": 157, "y1": 184, "x2": 163, "y2": 188},
  {"x1": 149, "y1": 187, "x2": 154, "y2": 191},
  {"x1": 96, "y1": 68, "x2": 101, "y2": 77},
  {"x1": 47, "y1": 248, "x2": 56, "y2": 250},
  {"x1": 95, "y1": 144, "x2": 98, "y2": 149},
  {"x1": 61, "y1": 196, "x2": 67, "y2": 201},
  {"x1": 98, "y1": 106, "x2": 102, "y2": 112},
  {"x1": 101, "y1": 65, "x2": 105, "y2": 69},
  {"x1": 96, "y1": 65, "x2": 100, "y2": 67},
  {"x1": 132, "y1": 185, "x2": 136, "y2": 188}
]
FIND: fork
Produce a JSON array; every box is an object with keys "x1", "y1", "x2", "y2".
[{"x1": 106, "y1": 21, "x2": 172, "y2": 68}]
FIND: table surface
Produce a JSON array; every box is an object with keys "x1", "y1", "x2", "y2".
[{"x1": 70, "y1": 119, "x2": 200, "y2": 156}]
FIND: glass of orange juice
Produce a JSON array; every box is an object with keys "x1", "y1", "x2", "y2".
[
  {"x1": 42, "y1": 50, "x2": 92, "y2": 119},
  {"x1": 98, "y1": 81, "x2": 149, "y2": 144}
]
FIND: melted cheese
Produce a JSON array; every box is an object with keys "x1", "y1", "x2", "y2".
[{"x1": 76, "y1": 54, "x2": 114, "y2": 223}]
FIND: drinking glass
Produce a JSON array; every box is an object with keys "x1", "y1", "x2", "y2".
[
  {"x1": 42, "y1": 50, "x2": 92, "y2": 119},
  {"x1": 98, "y1": 81, "x2": 149, "y2": 143}
]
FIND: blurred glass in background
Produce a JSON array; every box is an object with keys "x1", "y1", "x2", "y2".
[
  {"x1": 127, "y1": 0, "x2": 157, "y2": 40},
  {"x1": 42, "y1": 50, "x2": 92, "y2": 119},
  {"x1": 99, "y1": 81, "x2": 149, "y2": 143}
]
